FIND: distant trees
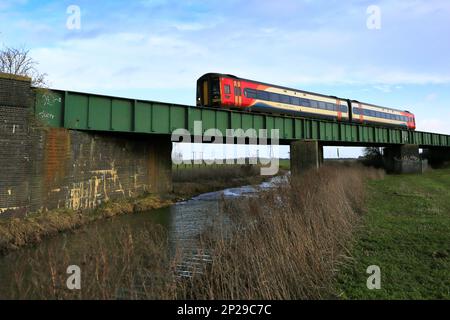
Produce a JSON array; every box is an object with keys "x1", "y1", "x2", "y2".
[
  {"x1": 0, "y1": 46, "x2": 47, "y2": 87},
  {"x1": 362, "y1": 147, "x2": 384, "y2": 168}
]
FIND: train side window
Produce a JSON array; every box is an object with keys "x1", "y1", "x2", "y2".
[
  {"x1": 280, "y1": 95, "x2": 290, "y2": 104},
  {"x1": 270, "y1": 92, "x2": 280, "y2": 102},
  {"x1": 326, "y1": 103, "x2": 335, "y2": 111},
  {"x1": 318, "y1": 102, "x2": 326, "y2": 109},
  {"x1": 303, "y1": 99, "x2": 311, "y2": 107},
  {"x1": 291, "y1": 96, "x2": 300, "y2": 105},
  {"x1": 224, "y1": 85, "x2": 231, "y2": 94},
  {"x1": 257, "y1": 90, "x2": 269, "y2": 101},
  {"x1": 353, "y1": 108, "x2": 359, "y2": 115},
  {"x1": 309, "y1": 100, "x2": 317, "y2": 108},
  {"x1": 245, "y1": 89, "x2": 257, "y2": 99}
]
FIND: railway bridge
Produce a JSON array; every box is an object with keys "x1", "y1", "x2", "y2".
[{"x1": 1, "y1": 73, "x2": 450, "y2": 215}]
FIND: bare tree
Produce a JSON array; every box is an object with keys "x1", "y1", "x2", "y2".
[{"x1": 0, "y1": 46, "x2": 47, "y2": 87}]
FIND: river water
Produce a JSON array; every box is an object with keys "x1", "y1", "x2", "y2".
[{"x1": 0, "y1": 176, "x2": 286, "y2": 298}]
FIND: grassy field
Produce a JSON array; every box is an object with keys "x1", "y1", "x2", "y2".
[{"x1": 334, "y1": 168, "x2": 450, "y2": 299}]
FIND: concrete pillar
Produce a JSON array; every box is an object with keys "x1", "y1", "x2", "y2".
[
  {"x1": 383, "y1": 144, "x2": 423, "y2": 174},
  {"x1": 290, "y1": 140, "x2": 323, "y2": 176},
  {"x1": 422, "y1": 147, "x2": 450, "y2": 168}
]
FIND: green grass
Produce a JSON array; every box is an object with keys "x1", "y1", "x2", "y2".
[{"x1": 334, "y1": 168, "x2": 450, "y2": 299}]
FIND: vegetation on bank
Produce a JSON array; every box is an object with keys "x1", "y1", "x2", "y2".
[
  {"x1": 0, "y1": 164, "x2": 273, "y2": 255},
  {"x1": 4, "y1": 164, "x2": 447, "y2": 300},
  {"x1": 2, "y1": 164, "x2": 383, "y2": 299},
  {"x1": 178, "y1": 165, "x2": 384, "y2": 299},
  {"x1": 0, "y1": 195, "x2": 173, "y2": 256},
  {"x1": 334, "y1": 168, "x2": 450, "y2": 299},
  {"x1": 173, "y1": 164, "x2": 279, "y2": 198}
]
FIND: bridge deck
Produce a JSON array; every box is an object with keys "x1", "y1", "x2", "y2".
[{"x1": 34, "y1": 89, "x2": 450, "y2": 147}]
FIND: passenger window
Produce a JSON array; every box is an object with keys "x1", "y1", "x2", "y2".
[
  {"x1": 281, "y1": 95, "x2": 290, "y2": 104},
  {"x1": 224, "y1": 85, "x2": 231, "y2": 94},
  {"x1": 291, "y1": 97, "x2": 300, "y2": 105},
  {"x1": 326, "y1": 103, "x2": 335, "y2": 111},
  {"x1": 257, "y1": 90, "x2": 269, "y2": 101},
  {"x1": 310, "y1": 100, "x2": 318, "y2": 108},
  {"x1": 245, "y1": 89, "x2": 257, "y2": 99},
  {"x1": 270, "y1": 92, "x2": 280, "y2": 102},
  {"x1": 319, "y1": 102, "x2": 326, "y2": 109}
]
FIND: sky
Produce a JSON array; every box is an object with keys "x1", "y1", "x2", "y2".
[{"x1": 1, "y1": 0, "x2": 450, "y2": 159}]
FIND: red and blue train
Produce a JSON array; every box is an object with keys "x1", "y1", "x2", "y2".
[{"x1": 197, "y1": 73, "x2": 416, "y2": 130}]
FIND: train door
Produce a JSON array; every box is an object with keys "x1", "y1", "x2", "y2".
[
  {"x1": 221, "y1": 77, "x2": 235, "y2": 107},
  {"x1": 336, "y1": 99, "x2": 342, "y2": 121},
  {"x1": 202, "y1": 79, "x2": 209, "y2": 106},
  {"x1": 233, "y1": 79, "x2": 242, "y2": 108},
  {"x1": 408, "y1": 115, "x2": 416, "y2": 130}
]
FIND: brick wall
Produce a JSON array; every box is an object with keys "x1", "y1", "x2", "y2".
[
  {"x1": 0, "y1": 74, "x2": 172, "y2": 217},
  {"x1": 0, "y1": 73, "x2": 33, "y2": 108}
]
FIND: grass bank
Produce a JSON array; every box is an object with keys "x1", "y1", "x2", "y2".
[{"x1": 334, "y1": 168, "x2": 450, "y2": 299}]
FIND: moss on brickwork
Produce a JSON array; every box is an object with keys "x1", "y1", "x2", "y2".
[{"x1": 0, "y1": 72, "x2": 31, "y2": 82}]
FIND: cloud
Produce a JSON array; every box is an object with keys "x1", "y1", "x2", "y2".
[{"x1": 416, "y1": 118, "x2": 450, "y2": 134}]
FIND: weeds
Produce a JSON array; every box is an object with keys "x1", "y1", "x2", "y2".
[
  {"x1": 179, "y1": 165, "x2": 384, "y2": 299},
  {"x1": 1, "y1": 164, "x2": 383, "y2": 299}
]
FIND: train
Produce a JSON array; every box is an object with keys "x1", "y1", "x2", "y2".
[{"x1": 196, "y1": 73, "x2": 416, "y2": 130}]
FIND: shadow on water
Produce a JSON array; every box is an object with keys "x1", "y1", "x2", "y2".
[{"x1": 0, "y1": 175, "x2": 287, "y2": 298}]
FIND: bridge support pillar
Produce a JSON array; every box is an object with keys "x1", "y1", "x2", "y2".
[
  {"x1": 383, "y1": 144, "x2": 424, "y2": 174},
  {"x1": 422, "y1": 147, "x2": 450, "y2": 168},
  {"x1": 290, "y1": 140, "x2": 323, "y2": 177}
]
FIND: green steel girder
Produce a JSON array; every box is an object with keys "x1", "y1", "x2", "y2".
[{"x1": 34, "y1": 89, "x2": 450, "y2": 148}]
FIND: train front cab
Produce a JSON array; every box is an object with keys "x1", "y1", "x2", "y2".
[
  {"x1": 197, "y1": 74, "x2": 222, "y2": 107},
  {"x1": 408, "y1": 113, "x2": 416, "y2": 130}
]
